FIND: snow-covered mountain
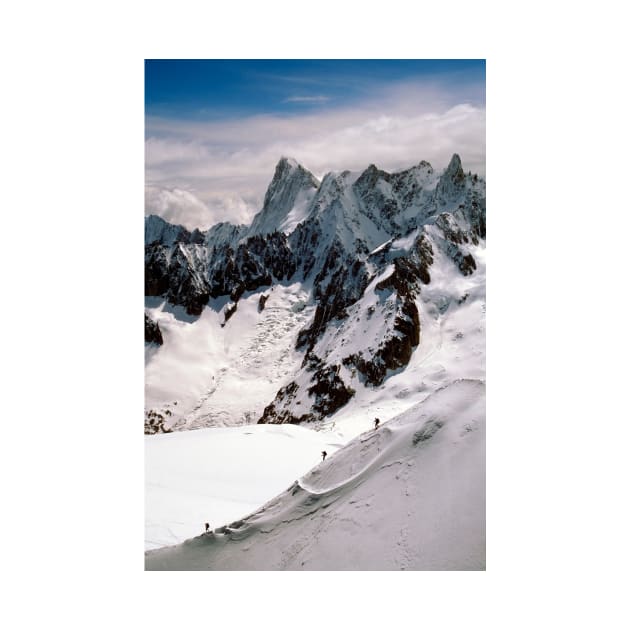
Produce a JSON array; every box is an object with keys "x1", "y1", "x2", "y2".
[
  {"x1": 247, "y1": 156, "x2": 320, "y2": 237},
  {"x1": 145, "y1": 154, "x2": 485, "y2": 431},
  {"x1": 145, "y1": 153, "x2": 486, "y2": 568}
]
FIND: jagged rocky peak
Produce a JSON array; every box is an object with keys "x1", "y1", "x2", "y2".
[
  {"x1": 145, "y1": 214, "x2": 205, "y2": 247},
  {"x1": 361, "y1": 162, "x2": 390, "y2": 180},
  {"x1": 438, "y1": 153, "x2": 465, "y2": 188},
  {"x1": 353, "y1": 164, "x2": 393, "y2": 199},
  {"x1": 433, "y1": 153, "x2": 470, "y2": 207},
  {"x1": 445, "y1": 153, "x2": 464, "y2": 178},
  {"x1": 356, "y1": 160, "x2": 435, "y2": 189},
  {"x1": 269, "y1": 156, "x2": 318, "y2": 189},
  {"x1": 204, "y1": 221, "x2": 247, "y2": 251},
  {"x1": 248, "y1": 157, "x2": 320, "y2": 237}
]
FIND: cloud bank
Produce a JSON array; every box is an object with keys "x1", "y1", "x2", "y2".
[
  {"x1": 144, "y1": 186, "x2": 254, "y2": 229},
  {"x1": 145, "y1": 81, "x2": 485, "y2": 231}
]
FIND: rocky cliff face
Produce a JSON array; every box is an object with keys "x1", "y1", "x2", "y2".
[
  {"x1": 145, "y1": 154, "x2": 485, "y2": 426},
  {"x1": 144, "y1": 312, "x2": 163, "y2": 345},
  {"x1": 247, "y1": 157, "x2": 319, "y2": 237}
]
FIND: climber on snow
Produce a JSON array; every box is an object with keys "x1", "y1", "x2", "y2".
[
  {"x1": 321, "y1": 450, "x2": 327, "y2": 461},
  {"x1": 374, "y1": 418, "x2": 380, "y2": 430}
]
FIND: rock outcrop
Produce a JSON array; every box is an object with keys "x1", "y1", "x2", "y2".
[{"x1": 144, "y1": 313, "x2": 163, "y2": 345}]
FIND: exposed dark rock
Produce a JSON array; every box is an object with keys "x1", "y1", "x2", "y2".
[
  {"x1": 144, "y1": 245, "x2": 170, "y2": 296},
  {"x1": 469, "y1": 192, "x2": 486, "y2": 240},
  {"x1": 436, "y1": 213, "x2": 469, "y2": 245},
  {"x1": 145, "y1": 229, "x2": 296, "y2": 316},
  {"x1": 342, "y1": 353, "x2": 383, "y2": 387},
  {"x1": 302, "y1": 352, "x2": 324, "y2": 372},
  {"x1": 258, "y1": 408, "x2": 315, "y2": 425},
  {"x1": 340, "y1": 232, "x2": 428, "y2": 387},
  {"x1": 208, "y1": 232, "x2": 296, "y2": 302},
  {"x1": 258, "y1": 382, "x2": 314, "y2": 425},
  {"x1": 456, "y1": 253, "x2": 477, "y2": 276},
  {"x1": 144, "y1": 408, "x2": 172, "y2": 434},
  {"x1": 297, "y1": 243, "x2": 369, "y2": 353},
  {"x1": 258, "y1": 364, "x2": 355, "y2": 424},
  {"x1": 144, "y1": 313, "x2": 163, "y2": 345},
  {"x1": 387, "y1": 298, "x2": 420, "y2": 361},
  {"x1": 296, "y1": 304, "x2": 327, "y2": 352},
  {"x1": 369, "y1": 232, "x2": 434, "y2": 287},
  {"x1": 145, "y1": 242, "x2": 210, "y2": 316},
  {"x1": 343, "y1": 297, "x2": 420, "y2": 387},
  {"x1": 375, "y1": 254, "x2": 429, "y2": 297},
  {"x1": 307, "y1": 364, "x2": 355, "y2": 417},
  {"x1": 434, "y1": 214, "x2": 478, "y2": 277}
]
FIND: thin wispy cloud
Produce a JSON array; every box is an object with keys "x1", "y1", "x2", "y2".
[{"x1": 284, "y1": 95, "x2": 331, "y2": 104}]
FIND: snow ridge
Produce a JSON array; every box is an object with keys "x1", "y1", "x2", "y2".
[{"x1": 145, "y1": 379, "x2": 485, "y2": 570}]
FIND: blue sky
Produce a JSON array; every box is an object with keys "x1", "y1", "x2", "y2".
[
  {"x1": 146, "y1": 59, "x2": 485, "y2": 120},
  {"x1": 145, "y1": 60, "x2": 485, "y2": 229}
]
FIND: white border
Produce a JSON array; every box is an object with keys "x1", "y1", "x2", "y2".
[{"x1": 4, "y1": 1, "x2": 628, "y2": 628}]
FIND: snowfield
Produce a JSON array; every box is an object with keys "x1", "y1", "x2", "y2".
[
  {"x1": 146, "y1": 379, "x2": 485, "y2": 570},
  {"x1": 145, "y1": 282, "x2": 314, "y2": 429},
  {"x1": 145, "y1": 423, "x2": 342, "y2": 550}
]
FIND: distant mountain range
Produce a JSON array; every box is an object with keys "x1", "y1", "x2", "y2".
[{"x1": 145, "y1": 154, "x2": 485, "y2": 429}]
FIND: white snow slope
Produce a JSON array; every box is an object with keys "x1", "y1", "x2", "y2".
[
  {"x1": 145, "y1": 282, "x2": 314, "y2": 429},
  {"x1": 145, "y1": 423, "x2": 342, "y2": 550},
  {"x1": 145, "y1": 379, "x2": 485, "y2": 570},
  {"x1": 144, "y1": 226, "x2": 485, "y2": 555}
]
